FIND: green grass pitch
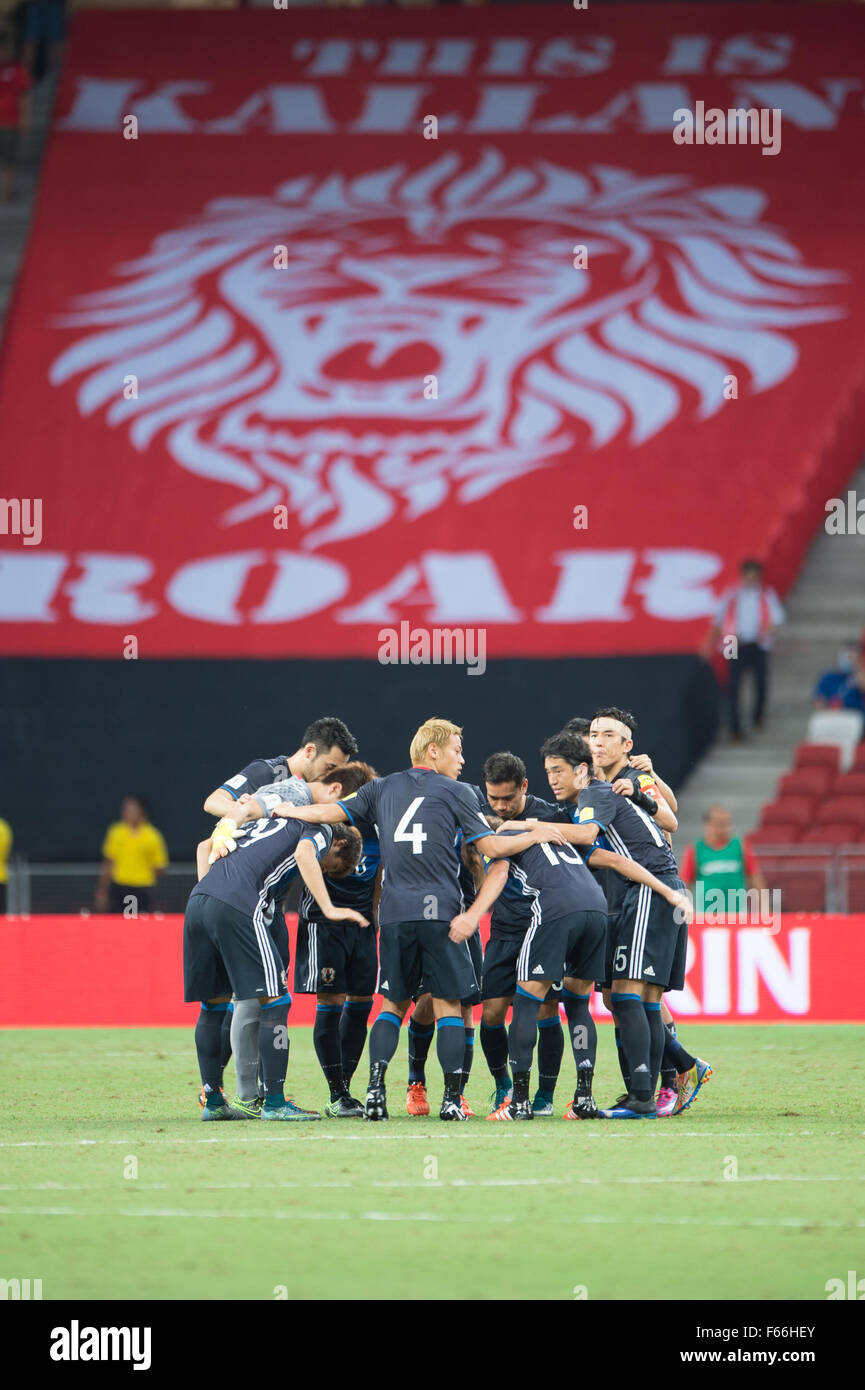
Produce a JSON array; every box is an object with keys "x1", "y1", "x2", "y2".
[{"x1": 1, "y1": 1024, "x2": 863, "y2": 1301}]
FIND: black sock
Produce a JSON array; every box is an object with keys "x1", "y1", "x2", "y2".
[
  {"x1": 314, "y1": 1003, "x2": 345, "y2": 1099},
  {"x1": 614, "y1": 1025, "x2": 631, "y2": 1092},
  {"x1": 436, "y1": 1018, "x2": 465, "y2": 1091},
  {"x1": 461, "y1": 1026, "x2": 475, "y2": 1095},
  {"x1": 507, "y1": 988, "x2": 542, "y2": 1075},
  {"x1": 663, "y1": 1021, "x2": 697, "y2": 1073},
  {"x1": 643, "y1": 1002, "x2": 665, "y2": 1095},
  {"x1": 660, "y1": 1020, "x2": 677, "y2": 1088},
  {"x1": 259, "y1": 997, "x2": 290, "y2": 1107},
  {"x1": 512, "y1": 1069, "x2": 531, "y2": 1104},
  {"x1": 219, "y1": 1004, "x2": 234, "y2": 1072},
  {"x1": 369, "y1": 1011, "x2": 402, "y2": 1067},
  {"x1": 195, "y1": 1002, "x2": 229, "y2": 1104},
  {"x1": 480, "y1": 1021, "x2": 510, "y2": 1084},
  {"x1": 612, "y1": 995, "x2": 651, "y2": 1101},
  {"x1": 536, "y1": 1016, "x2": 564, "y2": 1098},
  {"x1": 408, "y1": 1019, "x2": 434, "y2": 1084},
  {"x1": 562, "y1": 990, "x2": 596, "y2": 1075},
  {"x1": 339, "y1": 1000, "x2": 372, "y2": 1086}
]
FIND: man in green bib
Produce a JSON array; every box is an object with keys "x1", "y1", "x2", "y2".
[{"x1": 679, "y1": 806, "x2": 766, "y2": 919}]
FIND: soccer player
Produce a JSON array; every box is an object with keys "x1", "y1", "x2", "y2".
[
  {"x1": 293, "y1": 763, "x2": 380, "y2": 1118},
  {"x1": 208, "y1": 764, "x2": 374, "y2": 1114},
  {"x1": 478, "y1": 752, "x2": 568, "y2": 1115},
  {"x1": 186, "y1": 815, "x2": 366, "y2": 1121},
  {"x1": 472, "y1": 827, "x2": 607, "y2": 1122},
  {"x1": 199, "y1": 716, "x2": 357, "y2": 1112},
  {"x1": 405, "y1": 835, "x2": 485, "y2": 1119},
  {"x1": 202, "y1": 716, "x2": 358, "y2": 821},
  {"x1": 272, "y1": 717, "x2": 569, "y2": 1121},
  {"x1": 543, "y1": 726, "x2": 692, "y2": 1118},
  {"x1": 588, "y1": 711, "x2": 711, "y2": 1115}
]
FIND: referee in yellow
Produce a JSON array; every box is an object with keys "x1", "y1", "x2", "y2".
[
  {"x1": 0, "y1": 815, "x2": 11, "y2": 914},
  {"x1": 95, "y1": 795, "x2": 169, "y2": 915}
]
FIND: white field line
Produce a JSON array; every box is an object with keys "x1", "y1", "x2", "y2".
[
  {"x1": 0, "y1": 1206, "x2": 863, "y2": 1231},
  {"x1": 0, "y1": 1129, "x2": 852, "y2": 1149},
  {"x1": 0, "y1": 1174, "x2": 859, "y2": 1193}
]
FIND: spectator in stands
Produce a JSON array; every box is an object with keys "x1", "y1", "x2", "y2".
[
  {"x1": 813, "y1": 642, "x2": 865, "y2": 714},
  {"x1": 0, "y1": 813, "x2": 11, "y2": 914},
  {"x1": 0, "y1": 27, "x2": 30, "y2": 202},
  {"x1": 680, "y1": 806, "x2": 766, "y2": 913},
  {"x1": 702, "y1": 557, "x2": 785, "y2": 743},
  {"x1": 95, "y1": 795, "x2": 169, "y2": 915},
  {"x1": 22, "y1": 0, "x2": 65, "y2": 80}
]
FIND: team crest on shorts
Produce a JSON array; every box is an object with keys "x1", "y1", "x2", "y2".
[{"x1": 321, "y1": 967, "x2": 336, "y2": 985}]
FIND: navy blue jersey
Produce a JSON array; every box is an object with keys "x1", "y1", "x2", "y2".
[
  {"x1": 301, "y1": 808, "x2": 380, "y2": 922},
  {"x1": 577, "y1": 777, "x2": 678, "y2": 910},
  {"x1": 499, "y1": 829, "x2": 607, "y2": 923},
  {"x1": 483, "y1": 792, "x2": 564, "y2": 937},
  {"x1": 219, "y1": 755, "x2": 295, "y2": 802},
  {"x1": 191, "y1": 817, "x2": 333, "y2": 928},
  {"x1": 339, "y1": 769, "x2": 491, "y2": 925}
]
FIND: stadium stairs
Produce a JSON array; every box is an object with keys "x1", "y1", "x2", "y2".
[
  {"x1": 674, "y1": 456, "x2": 865, "y2": 854},
  {"x1": 0, "y1": 65, "x2": 57, "y2": 332}
]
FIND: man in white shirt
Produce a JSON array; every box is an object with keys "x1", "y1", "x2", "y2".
[{"x1": 702, "y1": 558, "x2": 785, "y2": 742}]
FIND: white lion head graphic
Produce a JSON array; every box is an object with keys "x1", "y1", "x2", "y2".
[{"x1": 50, "y1": 149, "x2": 844, "y2": 548}]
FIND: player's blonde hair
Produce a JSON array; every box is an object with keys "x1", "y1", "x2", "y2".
[{"x1": 410, "y1": 717, "x2": 463, "y2": 766}]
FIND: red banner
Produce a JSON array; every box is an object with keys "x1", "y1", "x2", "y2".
[
  {"x1": 2, "y1": 7, "x2": 865, "y2": 657},
  {"x1": 1, "y1": 914, "x2": 861, "y2": 1027}
]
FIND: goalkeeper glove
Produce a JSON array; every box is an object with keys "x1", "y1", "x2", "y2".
[{"x1": 208, "y1": 817, "x2": 243, "y2": 864}]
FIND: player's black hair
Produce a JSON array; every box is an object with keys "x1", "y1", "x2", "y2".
[
  {"x1": 325, "y1": 824, "x2": 363, "y2": 878},
  {"x1": 563, "y1": 716, "x2": 591, "y2": 737},
  {"x1": 301, "y1": 716, "x2": 358, "y2": 759},
  {"x1": 482, "y1": 751, "x2": 526, "y2": 787},
  {"x1": 539, "y1": 731, "x2": 593, "y2": 771},
  {"x1": 592, "y1": 707, "x2": 637, "y2": 739},
  {"x1": 314, "y1": 761, "x2": 377, "y2": 797},
  {"x1": 740, "y1": 557, "x2": 763, "y2": 573}
]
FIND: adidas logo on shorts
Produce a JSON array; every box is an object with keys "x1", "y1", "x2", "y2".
[{"x1": 532, "y1": 965, "x2": 544, "y2": 975}]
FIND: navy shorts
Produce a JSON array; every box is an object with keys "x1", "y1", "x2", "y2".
[
  {"x1": 481, "y1": 934, "x2": 559, "y2": 1004},
  {"x1": 518, "y1": 910, "x2": 606, "y2": 987},
  {"x1": 294, "y1": 915, "x2": 378, "y2": 996},
  {"x1": 183, "y1": 892, "x2": 286, "y2": 1003},
  {"x1": 609, "y1": 876, "x2": 681, "y2": 989},
  {"x1": 379, "y1": 920, "x2": 479, "y2": 1004}
]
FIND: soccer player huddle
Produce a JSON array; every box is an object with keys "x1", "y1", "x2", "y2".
[{"x1": 184, "y1": 712, "x2": 712, "y2": 1124}]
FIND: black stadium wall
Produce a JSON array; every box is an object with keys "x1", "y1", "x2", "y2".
[{"x1": 1, "y1": 656, "x2": 719, "y2": 863}]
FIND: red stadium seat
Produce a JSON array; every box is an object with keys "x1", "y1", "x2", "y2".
[
  {"x1": 843, "y1": 852, "x2": 865, "y2": 911},
  {"x1": 851, "y1": 744, "x2": 865, "y2": 772},
  {"x1": 794, "y1": 743, "x2": 841, "y2": 772},
  {"x1": 816, "y1": 797, "x2": 865, "y2": 827},
  {"x1": 777, "y1": 769, "x2": 834, "y2": 799},
  {"x1": 767, "y1": 865, "x2": 828, "y2": 913},
  {"x1": 800, "y1": 824, "x2": 860, "y2": 845},
  {"x1": 759, "y1": 798, "x2": 812, "y2": 829},
  {"x1": 831, "y1": 772, "x2": 865, "y2": 798},
  {"x1": 748, "y1": 826, "x2": 802, "y2": 848}
]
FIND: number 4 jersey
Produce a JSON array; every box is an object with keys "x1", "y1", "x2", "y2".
[{"x1": 338, "y1": 768, "x2": 491, "y2": 924}]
